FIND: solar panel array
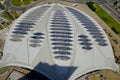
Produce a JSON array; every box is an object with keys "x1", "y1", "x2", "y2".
[
  {"x1": 66, "y1": 7, "x2": 108, "y2": 47},
  {"x1": 78, "y1": 35, "x2": 92, "y2": 50},
  {"x1": 10, "y1": 23, "x2": 32, "y2": 42},
  {"x1": 50, "y1": 10, "x2": 73, "y2": 60},
  {"x1": 30, "y1": 32, "x2": 44, "y2": 47},
  {"x1": 10, "y1": 6, "x2": 50, "y2": 42}
]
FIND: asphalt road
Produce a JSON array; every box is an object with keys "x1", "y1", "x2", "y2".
[
  {"x1": 59, "y1": 0, "x2": 108, "y2": 4},
  {"x1": 102, "y1": 4, "x2": 120, "y2": 23},
  {"x1": 2, "y1": 0, "x2": 114, "y2": 12},
  {"x1": 3, "y1": 0, "x2": 46, "y2": 11}
]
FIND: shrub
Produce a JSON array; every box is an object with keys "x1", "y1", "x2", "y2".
[
  {"x1": 111, "y1": 27, "x2": 119, "y2": 34},
  {"x1": 86, "y1": 2, "x2": 96, "y2": 11}
]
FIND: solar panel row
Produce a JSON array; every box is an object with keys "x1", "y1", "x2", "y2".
[
  {"x1": 78, "y1": 35, "x2": 93, "y2": 50},
  {"x1": 54, "y1": 51, "x2": 71, "y2": 55},
  {"x1": 66, "y1": 7, "x2": 108, "y2": 47},
  {"x1": 10, "y1": 6, "x2": 50, "y2": 42},
  {"x1": 51, "y1": 39, "x2": 73, "y2": 42},
  {"x1": 54, "y1": 56, "x2": 70, "y2": 60},
  {"x1": 50, "y1": 10, "x2": 73, "y2": 60},
  {"x1": 50, "y1": 25, "x2": 71, "y2": 28},
  {"x1": 30, "y1": 32, "x2": 44, "y2": 47},
  {"x1": 10, "y1": 22, "x2": 33, "y2": 42}
]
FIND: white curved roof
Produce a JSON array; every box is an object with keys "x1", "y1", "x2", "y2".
[{"x1": 0, "y1": 4, "x2": 118, "y2": 80}]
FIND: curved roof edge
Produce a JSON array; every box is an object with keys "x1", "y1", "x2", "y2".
[
  {"x1": 0, "y1": 4, "x2": 119, "y2": 80},
  {"x1": 1, "y1": 62, "x2": 119, "y2": 80}
]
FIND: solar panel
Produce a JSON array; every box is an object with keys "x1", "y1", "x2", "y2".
[
  {"x1": 92, "y1": 35, "x2": 105, "y2": 38},
  {"x1": 51, "y1": 20, "x2": 68, "y2": 22},
  {"x1": 78, "y1": 38, "x2": 90, "y2": 41},
  {"x1": 84, "y1": 27, "x2": 98, "y2": 29},
  {"x1": 21, "y1": 21, "x2": 38, "y2": 24},
  {"x1": 86, "y1": 27, "x2": 99, "y2": 29},
  {"x1": 10, "y1": 38, "x2": 22, "y2": 42},
  {"x1": 11, "y1": 35, "x2": 25, "y2": 38},
  {"x1": 82, "y1": 46, "x2": 92, "y2": 50},
  {"x1": 14, "y1": 28, "x2": 31, "y2": 31},
  {"x1": 50, "y1": 28, "x2": 72, "y2": 31},
  {"x1": 78, "y1": 19, "x2": 91, "y2": 22},
  {"x1": 31, "y1": 36, "x2": 44, "y2": 39},
  {"x1": 53, "y1": 47, "x2": 72, "y2": 50},
  {"x1": 98, "y1": 42, "x2": 108, "y2": 46},
  {"x1": 78, "y1": 35, "x2": 88, "y2": 38},
  {"x1": 50, "y1": 26, "x2": 71, "y2": 29},
  {"x1": 51, "y1": 35, "x2": 72, "y2": 38},
  {"x1": 13, "y1": 31, "x2": 28, "y2": 34},
  {"x1": 87, "y1": 29, "x2": 101, "y2": 32},
  {"x1": 52, "y1": 18, "x2": 68, "y2": 20},
  {"x1": 80, "y1": 42, "x2": 92, "y2": 46},
  {"x1": 16, "y1": 25, "x2": 33, "y2": 28},
  {"x1": 23, "y1": 18, "x2": 39, "y2": 20},
  {"x1": 18, "y1": 22, "x2": 35, "y2": 25},
  {"x1": 30, "y1": 39, "x2": 42, "y2": 43},
  {"x1": 54, "y1": 56, "x2": 70, "y2": 60},
  {"x1": 89, "y1": 32, "x2": 103, "y2": 35},
  {"x1": 72, "y1": 11, "x2": 82, "y2": 14},
  {"x1": 50, "y1": 31, "x2": 72, "y2": 35},
  {"x1": 51, "y1": 22, "x2": 71, "y2": 25},
  {"x1": 51, "y1": 39, "x2": 73, "y2": 42},
  {"x1": 52, "y1": 42, "x2": 72, "y2": 46},
  {"x1": 54, "y1": 51, "x2": 71, "y2": 55},
  {"x1": 50, "y1": 25, "x2": 71, "y2": 28},
  {"x1": 95, "y1": 39, "x2": 106, "y2": 42},
  {"x1": 83, "y1": 22, "x2": 96, "y2": 25},
  {"x1": 33, "y1": 32, "x2": 44, "y2": 35}
]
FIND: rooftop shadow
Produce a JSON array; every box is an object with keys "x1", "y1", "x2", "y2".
[{"x1": 18, "y1": 62, "x2": 77, "y2": 80}]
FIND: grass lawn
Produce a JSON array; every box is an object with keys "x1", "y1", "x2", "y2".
[
  {"x1": 87, "y1": 2, "x2": 120, "y2": 36},
  {"x1": 11, "y1": 0, "x2": 37, "y2": 7}
]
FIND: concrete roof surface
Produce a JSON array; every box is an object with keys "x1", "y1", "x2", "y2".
[{"x1": 0, "y1": 4, "x2": 118, "y2": 80}]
